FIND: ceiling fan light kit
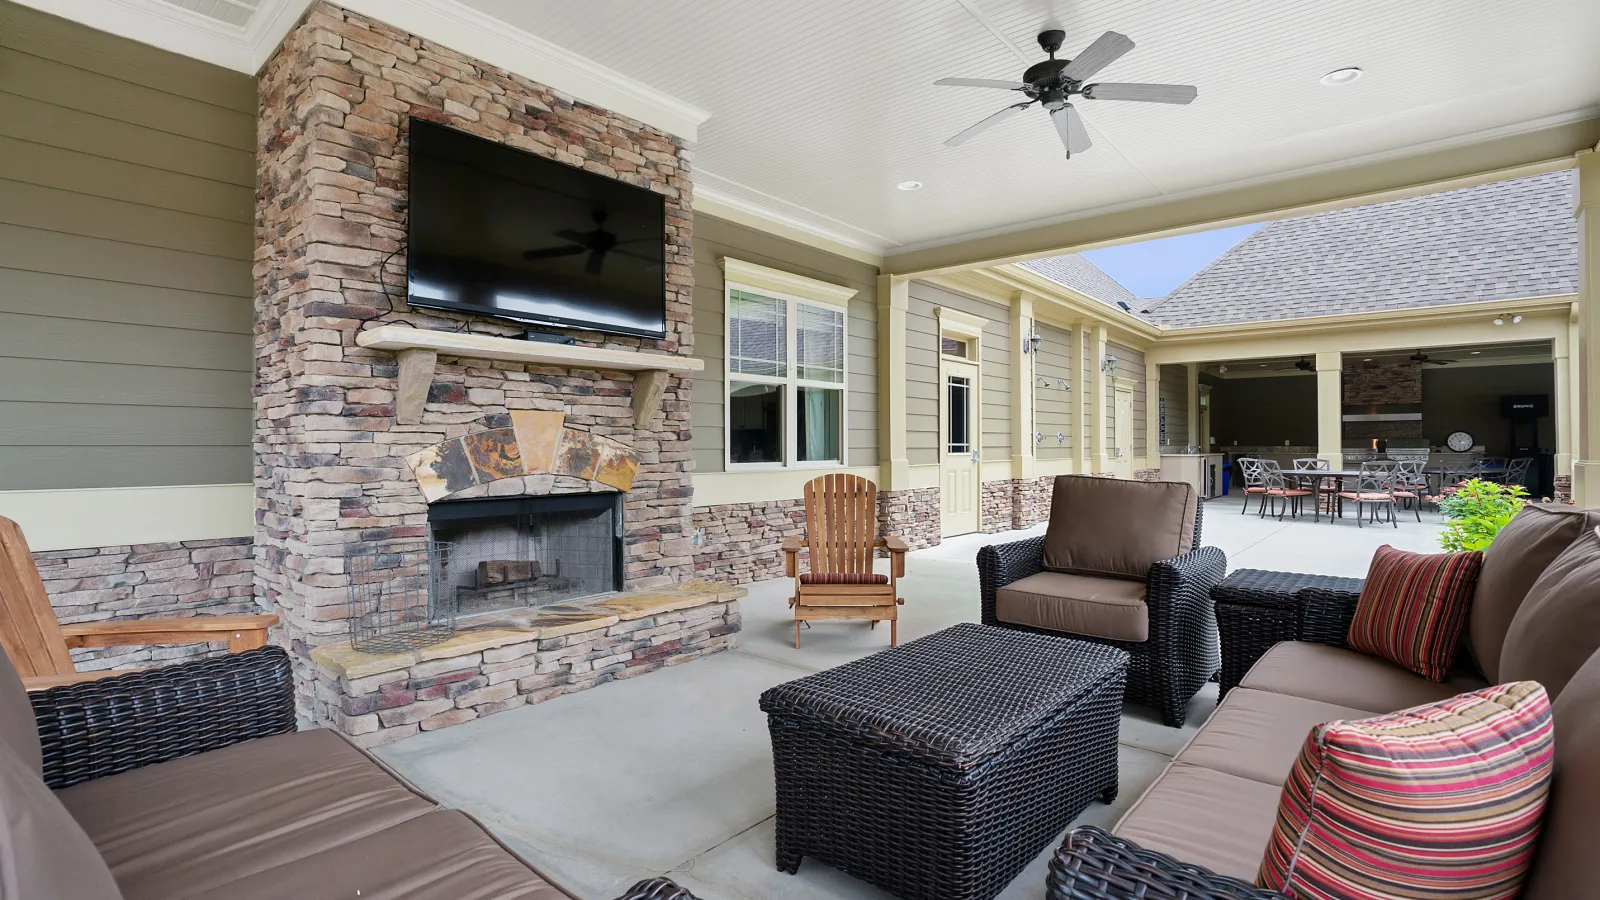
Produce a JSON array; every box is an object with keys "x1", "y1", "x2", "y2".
[{"x1": 935, "y1": 28, "x2": 1196, "y2": 159}]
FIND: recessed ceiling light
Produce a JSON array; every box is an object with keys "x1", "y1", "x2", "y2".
[
  {"x1": 1320, "y1": 67, "x2": 1363, "y2": 86},
  {"x1": 896, "y1": 180, "x2": 923, "y2": 191},
  {"x1": 1363, "y1": 358, "x2": 1373, "y2": 362},
  {"x1": 1470, "y1": 350, "x2": 1481, "y2": 355}
]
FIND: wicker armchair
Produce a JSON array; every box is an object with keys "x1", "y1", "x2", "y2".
[
  {"x1": 1048, "y1": 827, "x2": 1289, "y2": 899},
  {"x1": 978, "y1": 503, "x2": 1225, "y2": 727}
]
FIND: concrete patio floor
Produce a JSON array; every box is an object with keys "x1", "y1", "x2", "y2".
[{"x1": 377, "y1": 492, "x2": 1446, "y2": 899}]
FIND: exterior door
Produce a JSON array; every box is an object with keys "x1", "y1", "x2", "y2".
[
  {"x1": 1113, "y1": 387, "x2": 1135, "y2": 479},
  {"x1": 940, "y1": 360, "x2": 980, "y2": 536}
]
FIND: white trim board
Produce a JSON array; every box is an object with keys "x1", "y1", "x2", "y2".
[{"x1": 0, "y1": 484, "x2": 254, "y2": 552}]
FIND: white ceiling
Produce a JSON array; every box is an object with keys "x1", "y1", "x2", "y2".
[{"x1": 32, "y1": 0, "x2": 1600, "y2": 259}]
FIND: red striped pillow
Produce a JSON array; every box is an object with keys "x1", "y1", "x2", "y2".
[
  {"x1": 1347, "y1": 545, "x2": 1483, "y2": 681},
  {"x1": 1258, "y1": 681, "x2": 1554, "y2": 900}
]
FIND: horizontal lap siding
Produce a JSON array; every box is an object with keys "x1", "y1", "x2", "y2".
[
  {"x1": 0, "y1": 2, "x2": 256, "y2": 490},
  {"x1": 690, "y1": 214, "x2": 879, "y2": 473},
  {"x1": 1109, "y1": 342, "x2": 1147, "y2": 457},
  {"x1": 1159, "y1": 364, "x2": 1190, "y2": 448},
  {"x1": 906, "y1": 281, "x2": 1010, "y2": 467},
  {"x1": 1035, "y1": 322, "x2": 1074, "y2": 460}
]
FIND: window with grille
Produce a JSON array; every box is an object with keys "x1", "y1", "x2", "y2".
[{"x1": 727, "y1": 286, "x2": 846, "y2": 467}]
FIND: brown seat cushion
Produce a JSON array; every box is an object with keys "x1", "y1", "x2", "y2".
[
  {"x1": 1041, "y1": 476, "x2": 1197, "y2": 582},
  {"x1": 59, "y1": 728, "x2": 438, "y2": 900},
  {"x1": 0, "y1": 744, "x2": 122, "y2": 900},
  {"x1": 1173, "y1": 687, "x2": 1377, "y2": 786},
  {"x1": 1498, "y1": 525, "x2": 1600, "y2": 701},
  {"x1": 994, "y1": 571, "x2": 1148, "y2": 642},
  {"x1": 195, "y1": 810, "x2": 569, "y2": 900},
  {"x1": 1470, "y1": 505, "x2": 1592, "y2": 682},
  {"x1": 1523, "y1": 647, "x2": 1600, "y2": 899},
  {"x1": 1238, "y1": 641, "x2": 1487, "y2": 712},
  {"x1": 0, "y1": 648, "x2": 40, "y2": 775},
  {"x1": 1113, "y1": 762, "x2": 1286, "y2": 882}
]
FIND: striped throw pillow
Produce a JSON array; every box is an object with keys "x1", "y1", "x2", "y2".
[
  {"x1": 1347, "y1": 545, "x2": 1483, "y2": 681},
  {"x1": 1257, "y1": 681, "x2": 1554, "y2": 900}
]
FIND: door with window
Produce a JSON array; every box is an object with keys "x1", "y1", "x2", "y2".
[
  {"x1": 941, "y1": 359, "x2": 980, "y2": 536},
  {"x1": 1113, "y1": 387, "x2": 1134, "y2": 479}
]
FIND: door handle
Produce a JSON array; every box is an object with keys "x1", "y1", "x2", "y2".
[{"x1": 971, "y1": 451, "x2": 980, "y2": 463}]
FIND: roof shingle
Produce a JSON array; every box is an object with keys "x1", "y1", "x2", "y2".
[{"x1": 1017, "y1": 253, "x2": 1144, "y2": 317}]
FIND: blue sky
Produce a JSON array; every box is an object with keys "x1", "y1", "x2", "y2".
[{"x1": 1081, "y1": 223, "x2": 1264, "y2": 300}]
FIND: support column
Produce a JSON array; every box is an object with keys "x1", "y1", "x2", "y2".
[
  {"x1": 1146, "y1": 367, "x2": 1162, "y2": 463},
  {"x1": 1073, "y1": 321, "x2": 1091, "y2": 473},
  {"x1": 1316, "y1": 350, "x2": 1344, "y2": 471},
  {"x1": 1573, "y1": 148, "x2": 1600, "y2": 507},
  {"x1": 1093, "y1": 323, "x2": 1110, "y2": 473},
  {"x1": 1185, "y1": 364, "x2": 1199, "y2": 451},
  {"x1": 1554, "y1": 332, "x2": 1572, "y2": 480},
  {"x1": 1011, "y1": 294, "x2": 1036, "y2": 479},
  {"x1": 876, "y1": 275, "x2": 909, "y2": 490}
]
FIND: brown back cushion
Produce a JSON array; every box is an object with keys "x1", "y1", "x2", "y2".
[
  {"x1": 0, "y1": 647, "x2": 40, "y2": 776},
  {"x1": 1499, "y1": 525, "x2": 1600, "y2": 700},
  {"x1": 1041, "y1": 476, "x2": 1197, "y2": 581},
  {"x1": 1523, "y1": 647, "x2": 1600, "y2": 899},
  {"x1": 0, "y1": 744, "x2": 123, "y2": 900},
  {"x1": 1470, "y1": 505, "x2": 1591, "y2": 682}
]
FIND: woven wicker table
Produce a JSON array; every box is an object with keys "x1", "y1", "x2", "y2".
[
  {"x1": 759, "y1": 623, "x2": 1129, "y2": 900},
  {"x1": 1212, "y1": 568, "x2": 1364, "y2": 695}
]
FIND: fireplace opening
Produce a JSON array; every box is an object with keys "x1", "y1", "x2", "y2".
[{"x1": 429, "y1": 493, "x2": 624, "y2": 617}]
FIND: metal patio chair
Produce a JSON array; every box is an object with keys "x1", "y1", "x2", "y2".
[
  {"x1": 1236, "y1": 457, "x2": 1267, "y2": 515},
  {"x1": 1336, "y1": 462, "x2": 1398, "y2": 528}
]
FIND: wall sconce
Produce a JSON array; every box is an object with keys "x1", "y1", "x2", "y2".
[
  {"x1": 1022, "y1": 327, "x2": 1043, "y2": 355},
  {"x1": 1100, "y1": 355, "x2": 1118, "y2": 374}
]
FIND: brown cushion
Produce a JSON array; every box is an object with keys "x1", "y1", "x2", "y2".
[
  {"x1": 198, "y1": 810, "x2": 568, "y2": 900},
  {"x1": 1113, "y1": 762, "x2": 1286, "y2": 882},
  {"x1": 1470, "y1": 505, "x2": 1592, "y2": 682},
  {"x1": 994, "y1": 571, "x2": 1148, "y2": 642},
  {"x1": 1524, "y1": 647, "x2": 1600, "y2": 899},
  {"x1": 0, "y1": 648, "x2": 40, "y2": 775},
  {"x1": 1345, "y1": 545, "x2": 1483, "y2": 682},
  {"x1": 1238, "y1": 641, "x2": 1487, "y2": 712},
  {"x1": 0, "y1": 743, "x2": 122, "y2": 900},
  {"x1": 1498, "y1": 525, "x2": 1600, "y2": 701},
  {"x1": 1174, "y1": 687, "x2": 1378, "y2": 786},
  {"x1": 1041, "y1": 476, "x2": 1197, "y2": 581},
  {"x1": 60, "y1": 728, "x2": 438, "y2": 900}
]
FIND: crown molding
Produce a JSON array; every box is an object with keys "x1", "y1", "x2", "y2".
[{"x1": 694, "y1": 187, "x2": 887, "y2": 268}]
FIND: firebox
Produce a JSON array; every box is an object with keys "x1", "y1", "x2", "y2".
[{"x1": 428, "y1": 493, "x2": 624, "y2": 617}]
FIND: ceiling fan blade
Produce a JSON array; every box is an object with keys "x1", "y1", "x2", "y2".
[
  {"x1": 1050, "y1": 103, "x2": 1092, "y2": 157},
  {"x1": 944, "y1": 101, "x2": 1033, "y2": 147},
  {"x1": 1085, "y1": 82, "x2": 1197, "y2": 104},
  {"x1": 555, "y1": 229, "x2": 591, "y2": 244},
  {"x1": 935, "y1": 77, "x2": 1029, "y2": 91},
  {"x1": 1061, "y1": 31, "x2": 1134, "y2": 82},
  {"x1": 523, "y1": 245, "x2": 586, "y2": 260},
  {"x1": 584, "y1": 250, "x2": 605, "y2": 275},
  {"x1": 1429, "y1": 359, "x2": 1455, "y2": 365}
]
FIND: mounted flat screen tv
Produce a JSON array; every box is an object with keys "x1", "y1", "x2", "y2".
[{"x1": 406, "y1": 118, "x2": 667, "y2": 339}]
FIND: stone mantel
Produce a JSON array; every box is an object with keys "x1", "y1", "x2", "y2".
[{"x1": 356, "y1": 326, "x2": 705, "y2": 425}]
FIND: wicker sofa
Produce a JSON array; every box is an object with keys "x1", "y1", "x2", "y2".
[
  {"x1": 0, "y1": 645, "x2": 699, "y2": 900},
  {"x1": 978, "y1": 475, "x2": 1225, "y2": 727},
  {"x1": 1047, "y1": 504, "x2": 1600, "y2": 899}
]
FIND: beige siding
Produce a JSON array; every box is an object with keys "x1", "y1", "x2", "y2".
[
  {"x1": 1108, "y1": 342, "x2": 1147, "y2": 457},
  {"x1": 1034, "y1": 322, "x2": 1075, "y2": 460},
  {"x1": 0, "y1": 2, "x2": 255, "y2": 490},
  {"x1": 1159, "y1": 364, "x2": 1190, "y2": 448},
  {"x1": 906, "y1": 281, "x2": 1011, "y2": 467},
  {"x1": 690, "y1": 213, "x2": 879, "y2": 473}
]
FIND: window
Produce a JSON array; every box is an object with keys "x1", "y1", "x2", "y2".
[
  {"x1": 726, "y1": 286, "x2": 846, "y2": 467},
  {"x1": 941, "y1": 336, "x2": 969, "y2": 359},
  {"x1": 947, "y1": 375, "x2": 972, "y2": 454}
]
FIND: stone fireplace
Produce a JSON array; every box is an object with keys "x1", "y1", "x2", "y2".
[{"x1": 254, "y1": 3, "x2": 737, "y2": 738}]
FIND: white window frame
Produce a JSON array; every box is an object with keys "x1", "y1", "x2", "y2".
[{"x1": 720, "y1": 258, "x2": 858, "y2": 472}]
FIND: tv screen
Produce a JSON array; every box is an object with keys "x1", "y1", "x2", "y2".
[{"x1": 406, "y1": 118, "x2": 667, "y2": 339}]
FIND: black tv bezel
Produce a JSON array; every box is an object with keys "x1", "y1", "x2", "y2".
[{"x1": 403, "y1": 117, "x2": 670, "y2": 340}]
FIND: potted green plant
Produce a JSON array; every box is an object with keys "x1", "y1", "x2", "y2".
[{"x1": 1438, "y1": 478, "x2": 1529, "y2": 552}]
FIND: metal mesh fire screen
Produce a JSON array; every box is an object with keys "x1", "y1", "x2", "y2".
[{"x1": 348, "y1": 539, "x2": 457, "y2": 653}]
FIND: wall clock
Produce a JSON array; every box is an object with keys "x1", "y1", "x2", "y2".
[{"x1": 1446, "y1": 431, "x2": 1474, "y2": 452}]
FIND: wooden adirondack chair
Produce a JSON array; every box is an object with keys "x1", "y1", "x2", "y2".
[
  {"x1": 780, "y1": 474, "x2": 906, "y2": 648},
  {"x1": 0, "y1": 515, "x2": 278, "y2": 691}
]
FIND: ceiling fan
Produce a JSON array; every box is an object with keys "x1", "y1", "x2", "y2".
[
  {"x1": 522, "y1": 208, "x2": 654, "y2": 275},
  {"x1": 935, "y1": 29, "x2": 1197, "y2": 158},
  {"x1": 1263, "y1": 357, "x2": 1315, "y2": 372},
  {"x1": 1410, "y1": 350, "x2": 1456, "y2": 366}
]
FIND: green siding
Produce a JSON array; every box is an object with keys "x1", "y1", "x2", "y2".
[{"x1": 0, "y1": 1, "x2": 255, "y2": 490}]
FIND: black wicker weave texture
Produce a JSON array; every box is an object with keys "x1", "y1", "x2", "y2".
[
  {"x1": 761, "y1": 623, "x2": 1128, "y2": 900},
  {"x1": 1047, "y1": 827, "x2": 1290, "y2": 900},
  {"x1": 977, "y1": 505, "x2": 1224, "y2": 728},
  {"x1": 30, "y1": 646, "x2": 298, "y2": 790},
  {"x1": 1212, "y1": 569, "x2": 1364, "y2": 695},
  {"x1": 612, "y1": 877, "x2": 700, "y2": 899}
]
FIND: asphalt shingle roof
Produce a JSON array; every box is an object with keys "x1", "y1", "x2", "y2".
[
  {"x1": 1017, "y1": 253, "x2": 1144, "y2": 317},
  {"x1": 1140, "y1": 169, "x2": 1578, "y2": 328}
]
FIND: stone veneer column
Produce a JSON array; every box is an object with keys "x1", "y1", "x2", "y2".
[{"x1": 253, "y1": 2, "x2": 696, "y2": 713}]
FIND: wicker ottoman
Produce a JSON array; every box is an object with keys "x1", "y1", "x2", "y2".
[
  {"x1": 759, "y1": 623, "x2": 1129, "y2": 900},
  {"x1": 1212, "y1": 568, "x2": 1364, "y2": 695}
]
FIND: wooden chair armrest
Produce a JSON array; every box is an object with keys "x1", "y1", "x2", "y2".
[
  {"x1": 22, "y1": 670, "x2": 134, "y2": 692},
  {"x1": 781, "y1": 535, "x2": 804, "y2": 578},
  {"x1": 60, "y1": 614, "x2": 279, "y2": 652},
  {"x1": 880, "y1": 535, "x2": 908, "y2": 553}
]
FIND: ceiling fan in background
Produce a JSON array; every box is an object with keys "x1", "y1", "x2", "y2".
[
  {"x1": 935, "y1": 29, "x2": 1197, "y2": 158},
  {"x1": 522, "y1": 208, "x2": 654, "y2": 275},
  {"x1": 1410, "y1": 350, "x2": 1456, "y2": 366},
  {"x1": 1262, "y1": 357, "x2": 1315, "y2": 372}
]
